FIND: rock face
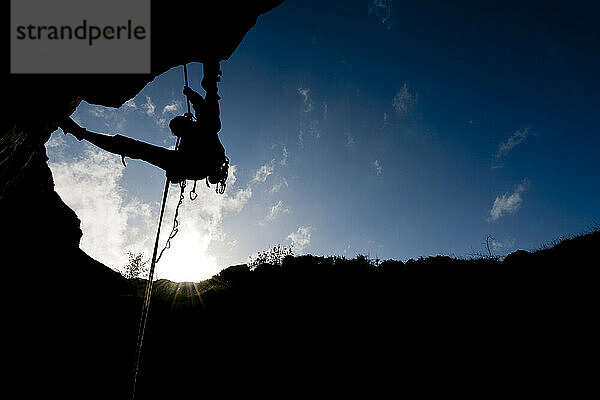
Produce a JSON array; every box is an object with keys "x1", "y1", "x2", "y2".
[
  {"x1": 1, "y1": 0, "x2": 284, "y2": 276},
  {"x1": 2, "y1": 3, "x2": 283, "y2": 398}
]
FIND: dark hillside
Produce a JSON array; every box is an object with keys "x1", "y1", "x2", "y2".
[{"x1": 15, "y1": 229, "x2": 595, "y2": 399}]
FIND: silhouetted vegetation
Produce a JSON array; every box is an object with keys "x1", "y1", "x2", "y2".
[
  {"x1": 247, "y1": 244, "x2": 294, "y2": 268},
  {"x1": 122, "y1": 251, "x2": 149, "y2": 280}
]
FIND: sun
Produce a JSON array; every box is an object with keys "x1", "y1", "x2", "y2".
[{"x1": 155, "y1": 228, "x2": 221, "y2": 283}]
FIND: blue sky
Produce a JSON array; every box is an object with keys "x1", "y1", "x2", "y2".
[{"x1": 46, "y1": 0, "x2": 600, "y2": 281}]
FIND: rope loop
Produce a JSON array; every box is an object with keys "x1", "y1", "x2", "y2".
[
  {"x1": 155, "y1": 180, "x2": 186, "y2": 264},
  {"x1": 190, "y1": 180, "x2": 198, "y2": 200}
]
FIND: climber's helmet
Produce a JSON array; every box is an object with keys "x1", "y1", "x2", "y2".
[{"x1": 169, "y1": 113, "x2": 195, "y2": 138}]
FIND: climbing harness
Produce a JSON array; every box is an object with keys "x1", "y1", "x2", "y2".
[{"x1": 130, "y1": 62, "x2": 227, "y2": 399}]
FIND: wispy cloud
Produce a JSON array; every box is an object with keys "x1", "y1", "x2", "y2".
[
  {"x1": 373, "y1": 159, "x2": 383, "y2": 176},
  {"x1": 46, "y1": 132, "x2": 67, "y2": 149},
  {"x1": 269, "y1": 177, "x2": 289, "y2": 194},
  {"x1": 368, "y1": 0, "x2": 393, "y2": 30},
  {"x1": 381, "y1": 112, "x2": 389, "y2": 130},
  {"x1": 490, "y1": 237, "x2": 516, "y2": 251},
  {"x1": 392, "y1": 83, "x2": 417, "y2": 116},
  {"x1": 142, "y1": 95, "x2": 156, "y2": 116},
  {"x1": 345, "y1": 132, "x2": 355, "y2": 147},
  {"x1": 494, "y1": 128, "x2": 531, "y2": 163},
  {"x1": 86, "y1": 93, "x2": 178, "y2": 132},
  {"x1": 87, "y1": 104, "x2": 130, "y2": 131},
  {"x1": 298, "y1": 87, "x2": 313, "y2": 113},
  {"x1": 488, "y1": 179, "x2": 530, "y2": 222},
  {"x1": 123, "y1": 99, "x2": 137, "y2": 111},
  {"x1": 297, "y1": 86, "x2": 322, "y2": 141},
  {"x1": 260, "y1": 200, "x2": 290, "y2": 226},
  {"x1": 252, "y1": 159, "x2": 275, "y2": 183},
  {"x1": 162, "y1": 100, "x2": 182, "y2": 115},
  {"x1": 287, "y1": 226, "x2": 313, "y2": 252},
  {"x1": 280, "y1": 145, "x2": 288, "y2": 166}
]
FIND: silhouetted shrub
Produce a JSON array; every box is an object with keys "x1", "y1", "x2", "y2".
[
  {"x1": 248, "y1": 244, "x2": 294, "y2": 268},
  {"x1": 378, "y1": 259, "x2": 405, "y2": 274},
  {"x1": 122, "y1": 251, "x2": 149, "y2": 279}
]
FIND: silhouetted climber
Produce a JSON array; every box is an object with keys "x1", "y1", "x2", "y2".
[{"x1": 60, "y1": 61, "x2": 228, "y2": 190}]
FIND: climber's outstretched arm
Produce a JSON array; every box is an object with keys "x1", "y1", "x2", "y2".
[{"x1": 59, "y1": 117, "x2": 176, "y2": 172}]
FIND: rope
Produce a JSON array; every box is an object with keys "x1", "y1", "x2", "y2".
[
  {"x1": 190, "y1": 180, "x2": 198, "y2": 200},
  {"x1": 131, "y1": 63, "x2": 192, "y2": 399},
  {"x1": 156, "y1": 180, "x2": 186, "y2": 263},
  {"x1": 130, "y1": 62, "x2": 225, "y2": 398},
  {"x1": 184, "y1": 63, "x2": 192, "y2": 115},
  {"x1": 131, "y1": 172, "x2": 172, "y2": 400}
]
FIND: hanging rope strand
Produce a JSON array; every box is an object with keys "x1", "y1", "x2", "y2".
[
  {"x1": 131, "y1": 62, "x2": 227, "y2": 399},
  {"x1": 190, "y1": 180, "x2": 198, "y2": 200},
  {"x1": 156, "y1": 179, "x2": 186, "y2": 263},
  {"x1": 183, "y1": 63, "x2": 192, "y2": 115},
  {"x1": 131, "y1": 65, "x2": 193, "y2": 399},
  {"x1": 131, "y1": 173, "x2": 171, "y2": 399}
]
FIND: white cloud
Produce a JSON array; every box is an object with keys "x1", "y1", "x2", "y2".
[
  {"x1": 280, "y1": 145, "x2": 288, "y2": 166},
  {"x1": 46, "y1": 132, "x2": 67, "y2": 149},
  {"x1": 47, "y1": 135, "x2": 252, "y2": 282},
  {"x1": 491, "y1": 238, "x2": 516, "y2": 251},
  {"x1": 392, "y1": 83, "x2": 416, "y2": 116},
  {"x1": 489, "y1": 180, "x2": 530, "y2": 222},
  {"x1": 123, "y1": 99, "x2": 137, "y2": 111},
  {"x1": 381, "y1": 112, "x2": 389, "y2": 130},
  {"x1": 374, "y1": 159, "x2": 383, "y2": 176},
  {"x1": 162, "y1": 101, "x2": 182, "y2": 115},
  {"x1": 260, "y1": 200, "x2": 290, "y2": 226},
  {"x1": 287, "y1": 226, "x2": 313, "y2": 252},
  {"x1": 297, "y1": 87, "x2": 323, "y2": 141},
  {"x1": 48, "y1": 145, "x2": 155, "y2": 272},
  {"x1": 345, "y1": 132, "x2": 355, "y2": 147},
  {"x1": 298, "y1": 87, "x2": 313, "y2": 113},
  {"x1": 83, "y1": 95, "x2": 165, "y2": 132},
  {"x1": 157, "y1": 117, "x2": 168, "y2": 128},
  {"x1": 142, "y1": 95, "x2": 156, "y2": 116},
  {"x1": 87, "y1": 104, "x2": 129, "y2": 132},
  {"x1": 252, "y1": 159, "x2": 275, "y2": 183},
  {"x1": 369, "y1": 0, "x2": 393, "y2": 29},
  {"x1": 309, "y1": 119, "x2": 320, "y2": 138},
  {"x1": 495, "y1": 128, "x2": 531, "y2": 161},
  {"x1": 270, "y1": 177, "x2": 289, "y2": 194}
]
